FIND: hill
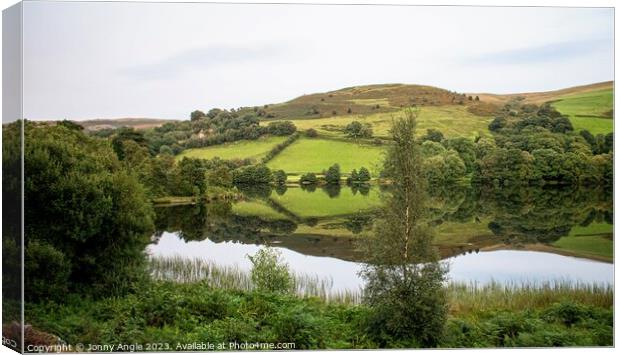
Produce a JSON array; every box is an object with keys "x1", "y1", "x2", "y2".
[
  {"x1": 470, "y1": 81, "x2": 613, "y2": 105},
  {"x1": 240, "y1": 83, "x2": 497, "y2": 120}
]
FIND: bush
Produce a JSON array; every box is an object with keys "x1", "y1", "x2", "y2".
[
  {"x1": 248, "y1": 248, "x2": 293, "y2": 294},
  {"x1": 306, "y1": 128, "x2": 318, "y2": 138},
  {"x1": 273, "y1": 170, "x2": 287, "y2": 185},
  {"x1": 25, "y1": 240, "x2": 71, "y2": 302},
  {"x1": 267, "y1": 121, "x2": 297, "y2": 136},
  {"x1": 233, "y1": 165, "x2": 273, "y2": 184},
  {"x1": 344, "y1": 121, "x2": 373, "y2": 138},
  {"x1": 299, "y1": 172, "x2": 318, "y2": 185},
  {"x1": 324, "y1": 164, "x2": 341, "y2": 185}
]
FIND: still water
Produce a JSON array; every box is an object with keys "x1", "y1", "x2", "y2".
[
  {"x1": 148, "y1": 232, "x2": 614, "y2": 291},
  {"x1": 149, "y1": 185, "x2": 614, "y2": 291}
]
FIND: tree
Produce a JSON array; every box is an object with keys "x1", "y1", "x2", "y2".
[
  {"x1": 190, "y1": 110, "x2": 207, "y2": 121},
  {"x1": 299, "y1": 172, "x2": 318, "y2": 185},
  {"x1": 325, "y1": 163, "x2": 341, "y2": 185},
  {"x1": 421, "y1": 128, "x2": 444, "y2": 143},
  {"x1": 267, "y1": 121, "x2": 297, "y2": 136},
  {"x1": 360, "y1": 110, "x2": 448, "y2": 347},
  {"x1": 20, "y1": 122, "x2": 154, "y2": 299},
  {"x1": 358, "y1": 167, "x2": 371, "y2": 182},
  {"x1": 232, "y1": 164, "x2": 273, "y2": 184},
  {"x1": 344, "y1": 121, "x2": 373, "y2": 138},
  {"x1": 178, "y1": 157, "x2": 207, "y2": 195},
  {"x1": 248, "y1": 248, "x2": 294, "y2": 294},
  {"x1": 206, "y1": 165, "x2": 233, "y2": 188},
  {"x1": 274, "y1": 170, "x2": 288, "y2": 185}
]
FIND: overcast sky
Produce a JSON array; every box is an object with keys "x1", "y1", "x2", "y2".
[{"x1": 22, "y1": 2, "x2": 613, "y2": 120}]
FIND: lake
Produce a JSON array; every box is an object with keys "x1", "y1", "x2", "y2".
[{"x1": 148, "y1": 184, "x2": 614, "y2": 291}]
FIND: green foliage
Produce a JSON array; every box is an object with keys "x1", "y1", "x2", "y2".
[
  {"x1": 324, "y1": 163, "x2": 341, "y2": 185},
  {"x1": 361, "y1": 110, "x2": 448, "y2": 347},
  {"x1": 273, "y1": 170, "x2": 288, "y2": 185},
  {"x1": 267, "y1": 121, "x2": 297, "y2": 136},
  {"x1": 25, "y1": 240, "x2": 71, "y2": 302},
  {"x1": 190, "y1": 110, "x2": 207, "y2": 121},
  {"x1": 299, "y1": 172, "x2": 318, "y2": 185},
  {"x1": 248, "y1": 248, "x2": 294, "y2": 294},
  {"x1": 421, "y1": 128, "x2": 444, "y2": 142},
  {"x1": 233, "y1": 164, "x2": 273, "y2": 185},
  {"x1": 344, "y1": 121, "x2": 373, "y2": 138},
  {"x1": 306, "y1": 128, "x2": 319, "y2": 137},
  {"x1": 19, "y1": 122, "x2": 154, "y2": 299}
]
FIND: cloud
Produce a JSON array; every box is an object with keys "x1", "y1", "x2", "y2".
[
  {"x1": 466, "y1": 38, "x2": 611, "y2": 66},
  {"x1": 118, "y1": 43, "x2": 290, "y2": 80}
]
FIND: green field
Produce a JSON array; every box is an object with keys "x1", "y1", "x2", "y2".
[
  {"x1": 232, "y1": 200, "x2": 288, "y2": 220},
  {"x1": 266, "y1": 137, "x2": 385, "y2": 175},
  {"x1": 264, "y1": 106, "x2": 491, "y2": 140},
  {"x1": 270, "y1": 186, "x2": 382, "y2": 218},
  {"x1": 552, "y1": 222, "x2": 613, "y2": 260},
  {"x1": 551, "y1": 88, "x2": 613, "y2": 135},
  {"x1": 176, "y1": 135, "x2": 288, "y2": 161}
]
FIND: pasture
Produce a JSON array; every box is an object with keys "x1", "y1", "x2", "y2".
[
  {"x1": 266, "y1": 137, "x2": 385, "y2": 175},
  {"x1": 551, "y1": 88, "x2": 613, "y2": 135},
  {"x1": 263, "y1": 106, "x2": 492, "y2": 140},
  {"x1": 176, "y1": 135, "x2": 288, "y2": 161},
  {"x1": 270, "y1": 186, "x2": 382, "y2": 218}
]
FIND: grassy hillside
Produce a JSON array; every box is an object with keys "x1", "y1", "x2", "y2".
[
  {"x1": 551, "y1": 88, "x2": 613, "y2": 135},
  {"x1": 472, "y1": 81, "x2": 613, "y2": 135},
  {"x1": 176, "y1": 135, "x2": 288, "y2": 161},
  {"x1": 242, "y1": 83, "x2": 496, "y2": 120},
  {"x1": 265, "y1": 105, "x2": 492, "y2": 140},
  {"x1": 266, "y1": 137, "x2": 385, "y2": 176}
]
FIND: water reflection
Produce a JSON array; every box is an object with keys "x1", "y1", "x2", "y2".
[
  {"x1": 147, "y1": 232, "x2": 614, "y2": 290},
  {"x1": 153, "y1": 184, "x2": 612, "y2": 263}
]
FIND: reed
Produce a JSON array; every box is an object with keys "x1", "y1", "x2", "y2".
[
  {"x1": 147, "y1": 256, "x2": 362, "y2": 303},
  {"x1": 148, "y1": 256, "x2": 612, "y2": 309},
  {"x1": 447, "y1": 280, "x2": 614, "y2": 316}
]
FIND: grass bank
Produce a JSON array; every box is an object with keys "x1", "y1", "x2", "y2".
[{"x1": 24, "y1": 278, "x2": 612, "y2": 349}]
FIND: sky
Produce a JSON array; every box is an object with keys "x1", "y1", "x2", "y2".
[{"x1": 21, "y1": 2, "x2": 614, "y2": 120}]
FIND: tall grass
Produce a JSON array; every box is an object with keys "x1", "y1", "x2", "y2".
[
  {"x1": 148, "y1": 256, "x2": 612, "y2": 309},
  {"x1": 447, "y1": 281, "x2": 614, "y2": 316},
  {"x1": 147, "y1": 256, "x2": 361, "y2": 303}
]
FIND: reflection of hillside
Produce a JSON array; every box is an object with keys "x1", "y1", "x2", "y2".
[{"x1": 153, "y1": 185, "x2": 613, "y2": 263}]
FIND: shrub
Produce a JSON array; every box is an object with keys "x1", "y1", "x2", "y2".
[
  {"x1": 248, "y1": 248, "x2": 293, "y2": 294},
  {"x1": 324, "y1": 164, "x2": 341, "y2": 185},
  {"x1": 299, "y1": 173, "x2": 318, "y2": 185},
  {"x1": 306, "y1": 128, "x2": 318, "y2": 138},
  {"x1": 344, "y1": 121, "x2": 373, "y2": 138},
  {"x1": 273, "y1": 170, "x2": 287, "y2": 185},
  {"x1": 25, "y1": 240, "x2": 71, "y2": 302}
]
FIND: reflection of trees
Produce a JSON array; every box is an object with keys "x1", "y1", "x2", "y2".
[
  {"x1": 427, "y1": 184, "x2": 612, "y2": 246},
  {"x1": 154, "y1": 202, "x2": 297, "y2": 245},
  {"x1": 322, "y1": 185, "x2": 341, "y2": 198}
]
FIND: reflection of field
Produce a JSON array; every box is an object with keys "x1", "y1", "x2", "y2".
[
  {"x1": 176, "y1": 135, "x2": 287, "y2": 161},
  {"x1": 267, "y1": 138, "x2": 385, "y2": 176},
  {"x1": 552, "y1": 222, "x2": 613, "y2": 260},
  {"x1": 232, "y1": 200, "x2": 288, "y2": 220},
  {"x1": 270, "y1": 186, "x2": 382, "y2": 218}
]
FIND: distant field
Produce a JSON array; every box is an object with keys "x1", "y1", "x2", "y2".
[
  {"x1": 552, "y1": 222, "x2": 613, "y2": 260},
  {"x1": 176, "y1": 136, "x2": 287, "y2": 161},
  {"x1": 270, "y1": 186, "x2": 382, "y2": 218},
  {"x1": 266, "y1": 137, "x2": 385, "y2": 175},
  {"x1": 265, "y1": 106, "x2": 491, "y2": 140},
  {"x1": 551, "y1": 88, "x2": 613, "y2": 135}
]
